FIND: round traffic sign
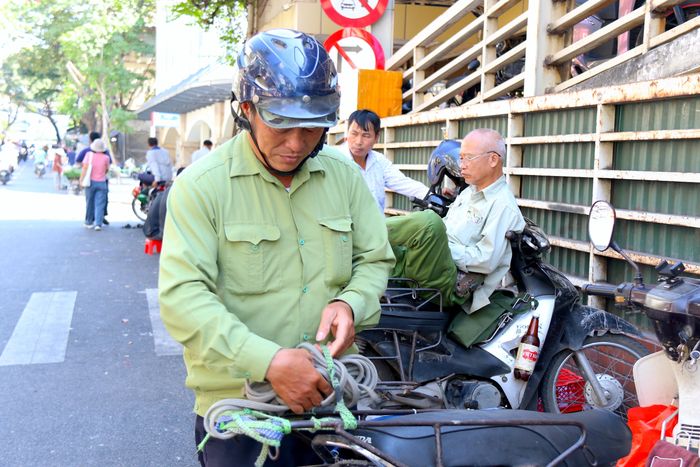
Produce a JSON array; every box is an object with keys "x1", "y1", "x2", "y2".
[
  {"x1": 324, "y1": 28, "x2": 386, "y2": 72},
  {"x1": 320, "y1": 0, "x2": 389, "y2": 28}
]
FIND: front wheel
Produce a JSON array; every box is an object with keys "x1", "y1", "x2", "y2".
[
  {"x1": 541, "y1": 334, "x2": 649, "y2": 421},
  {"x1": 131, "y1": 197, "x2": 148, "y2": 222}
]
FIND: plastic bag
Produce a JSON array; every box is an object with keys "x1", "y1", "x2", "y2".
[{"x1": 617, "y1": 404, "x2": 679, "y2": 467}]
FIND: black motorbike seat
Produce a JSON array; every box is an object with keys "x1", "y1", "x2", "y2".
[{"x1": 349, "y1": 408, "x2": 631, "y2": 466}]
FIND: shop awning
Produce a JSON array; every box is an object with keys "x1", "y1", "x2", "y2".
[{"x1": 136, "y1": 64, "x2": 234, "y2": 119}]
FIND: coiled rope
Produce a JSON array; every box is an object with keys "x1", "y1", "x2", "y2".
[{"x1": 200, "y1": 343, "x2": 379, "y2": 466}]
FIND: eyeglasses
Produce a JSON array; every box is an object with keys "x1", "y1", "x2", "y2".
[{"x1": 460, "y1": 151, "x2": 501, "y2": 163}]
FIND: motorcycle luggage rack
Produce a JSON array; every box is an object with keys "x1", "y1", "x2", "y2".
[
  {"x1": 374, "y1": 279, "x2": 451, "y2": 381},
  {"x1": 299, "y1": 408, "x2": 589, "y2": 467},
  {"x1": 661, "y1": 408, "x2": 700, "y2": 454}
]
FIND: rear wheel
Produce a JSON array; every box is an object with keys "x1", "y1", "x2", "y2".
[
  {"x1": 541, "y1": 334, "x2": 649, "y2": 421},
  {"x1": 132, "y1": 197, "x2": 148, "y2": 222}
]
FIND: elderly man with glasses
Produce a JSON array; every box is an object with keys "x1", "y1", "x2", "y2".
[{"x1": 386, "y1": 128, "x2": 525, "y2": 314}]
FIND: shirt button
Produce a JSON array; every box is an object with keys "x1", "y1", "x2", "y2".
[
  {"x1": 251, "y1": 245, "x2": 259, "y2": 251},
  {"x1": 299, "y1": 239, "x2": 305, "y2": 246},
  {"x1": 244, "y1": 371, "x2": 251, "y2": 378},
  {"x1": 302, "y1": 286, "x2": 309, "y2": 294},
  {"x1": 341, "y1": 235, "x2": 348, "y2": 242},
  {"x1": 303, "y1": 333, "x2": 309, "y2": 341}
]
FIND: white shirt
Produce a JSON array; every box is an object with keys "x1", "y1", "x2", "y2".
[
  {"x1": 444, "y1": 175, "x2": 525, "y2": 313},
  {"x1": 146, "y1": 146, "x2": 173, "y2": 182},
  {"x1": 342, "y1": 145, "x2": 429, "y2": 212},
  {"x1": 191, "y1": 147, "x2": 210, "y2": 164}
]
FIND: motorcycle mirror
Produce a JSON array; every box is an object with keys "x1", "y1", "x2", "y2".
[{"x1": 588, "y1": 200, "x2": 616, "y2": 252}]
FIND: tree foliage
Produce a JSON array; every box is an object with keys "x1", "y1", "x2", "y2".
[
  {"x1": 170, "y1": 0, "x2": 247, "y2": 65},
  {"x1": 1, "y1": 0, "x2": 155, "y2": 151}
]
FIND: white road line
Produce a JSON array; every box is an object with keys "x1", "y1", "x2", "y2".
[
  {"x1": 146, "y1": 288, "x2": 182, "y2": 356},
  {"x1": 0, "y1": 291, "x2": 77, "y2": 366}
]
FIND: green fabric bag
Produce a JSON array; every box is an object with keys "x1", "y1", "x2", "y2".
[{"x1": 448, "y1": 291, "x2": 534, "y2": 348}]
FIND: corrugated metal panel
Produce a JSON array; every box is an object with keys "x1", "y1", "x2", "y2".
[
  {"x1": 545, "y1": 246, "x2": 590, "y2": 279},
  {"x1": 458, "y1": 117, "x2": 508, "y2": 136},
  {"x1": 392, "y1": 194, "x2": 413, "y2": 211},
  {"x1": 523, "y1": 108, "x2": 596, "y2": 136},
  {"x1": 394, "y1": 123, "x2": 444, "y2": 142},
  {"x1": 612, "y1": 180, "x2": 700, "y2": 217},
  {"x1": 613, "y1": 140, "x2": 700, "y2": 173},
  {"x1": 521, "y1": 176, "x2": 592, "y2": 205},
  {"x1": 402, "y1": 169, "x2": 430, "y2": 186},
  {"x1": 523, "y1": 143, "x2": 594, "y2": 170},
  {"x1": 614, "y1": 219, "x2": 700, "y2": 263},
  {"x1": 616, "y1": 96, "x2": 700, "y2": 131},
  {"x1": 393, "y1": 148, "x2": 433, "y2": 165},
  {"x1": 521, "y1": 207, "x2": 589, "y2": 242}
]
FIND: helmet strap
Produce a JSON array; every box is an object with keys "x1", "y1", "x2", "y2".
[{"x1": 233, "y1": 99, "x2": 327, "y2": 177}]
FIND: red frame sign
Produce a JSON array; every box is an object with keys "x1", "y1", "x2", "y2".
[
  {"x1": 320, "y1": 0, "x2": 389, "y2": 28},
  {"x1": 324, "y1": 28, "x2": 385, "y2": 71}
]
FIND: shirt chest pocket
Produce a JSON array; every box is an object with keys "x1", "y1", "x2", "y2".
[
  {"x1": 222, "y1": 223, "x2": 280, "y2": 295},
  {"x1": 318, "y1": 217, "x2": 353, "y2": 286}
]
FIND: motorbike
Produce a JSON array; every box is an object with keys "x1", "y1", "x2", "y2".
[
  {"x1": 583, "y1": 200, "x2": 700, "y2": 457},
  {"x1": 356, "y1": 141, "x2": 649, "y2": 421},
  {"x1": 0, "y1": 167, "x2": 11, "y2": 185},
  {"x1": 203, "y1": 147, "x2": 644, "y2": 466},
  {"x1": 34, "y1": 161, "x2": 46, "y2": 178},
  {"x1": 131, "y1": 172, "x2": 165, "y2": 222},
  {"x1": 18, "y1": 145, "x2": 28, "y2": 164}
]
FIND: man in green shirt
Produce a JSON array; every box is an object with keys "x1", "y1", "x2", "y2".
[{"x1": 158, "y1": 29, "x2": 394, "y2": 467}]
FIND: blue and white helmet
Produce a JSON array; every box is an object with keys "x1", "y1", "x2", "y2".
[
  {"x1": 427, "y1": 139, "x2": 462, "y2": 187},
  {"x1": 232, "y1": 29, "x2": 340, "y2": 129}
]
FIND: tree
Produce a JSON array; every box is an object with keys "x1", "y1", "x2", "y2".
[
  {"x1": 1, "y1": 46, "x2": 66, "y2": 143},
  {"x1": 170, "y1": 0, "x2": 247, "y2": 65},
  {"x1": 2, "y1": 0, "x2": 155, "y2": 158}
]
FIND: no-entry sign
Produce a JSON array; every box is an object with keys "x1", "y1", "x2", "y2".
[
  {"x1": 324, "y1": 28, "x2": 385, "y2": 72},
  {"x1": 321, "y1": 0, "x2": 389, "y2": 28}
]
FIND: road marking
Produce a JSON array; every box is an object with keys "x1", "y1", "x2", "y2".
[
  {"x1": 0, "y1": 291, "x2": 77, "y2": 366},
  {"x1": 146, "y1": 288, "x2": 182, "y2": 356}
]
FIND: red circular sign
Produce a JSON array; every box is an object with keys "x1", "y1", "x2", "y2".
[
  {"x1": 321, "y1": 0, "x2": 389, "y2": 28},
  {"x1": 324, "y1": 28, "x2": 385, "y2": 71}
]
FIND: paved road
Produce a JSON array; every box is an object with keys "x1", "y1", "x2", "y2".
[{"x1": 0, "y1": 162, "x2": 197, "y2": 467}]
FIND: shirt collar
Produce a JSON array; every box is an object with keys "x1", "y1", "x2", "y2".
[
  {"x1": 479, "y1": 175, "x2": 507, "y2": 200},
  {"x1": 465, "y1": 175, "x2": 507, "y2": 201}
]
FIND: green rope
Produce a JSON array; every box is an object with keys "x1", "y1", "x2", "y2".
[
  {"x1": 199, "y1": 408, "x2": 291, "y2": 467},
  {"x1": 323, "y1": 346, "x2": 357, "y2": 430}
]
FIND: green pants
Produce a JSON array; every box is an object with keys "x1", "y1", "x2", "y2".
[{"x1": 386, "y1": 210, "x2": 465, "y2": 306}]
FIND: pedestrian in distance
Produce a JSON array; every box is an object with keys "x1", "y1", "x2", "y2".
[
  {"x1": 343, "y1": 109, "x2": 429, "y2": 212},
  {"x1": 79, "y1": 139, "x2": 111, "y2": 231},
  {"x1": 190, "y1": 139, "x2": 213, "y2": 165},
  {"x1": 145, "y1": 137, "x2": 173, "y2": 185},
  {"x1": 52, "y1": 145, "x2": 67, "y2": 190},
  {"x1": 77, "y1": 132, "x2": 112, "y2": 225},
  {"x1": 158, "y1": 28, "x2": 394, "y2": 467}
]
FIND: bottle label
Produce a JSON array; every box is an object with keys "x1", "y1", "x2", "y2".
[{"x1": 514, "y1": 343, "x2": 539, "y2": 372}]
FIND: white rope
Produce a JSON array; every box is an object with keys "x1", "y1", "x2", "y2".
[{"x1": 204, "y1": 342, "x2": 379, "y2": 439}]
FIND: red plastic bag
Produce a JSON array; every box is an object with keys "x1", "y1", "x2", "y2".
[{"x1": 617, "y1": 404, "x2": 679, "y2": 467}]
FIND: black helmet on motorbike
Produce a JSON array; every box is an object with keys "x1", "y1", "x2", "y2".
[
  {"x1": 232, "y1": 29, "x2": 340, "y2": 130},
  {"x1": 427, "y1": 139, "x2": 463, "y2": 187}
]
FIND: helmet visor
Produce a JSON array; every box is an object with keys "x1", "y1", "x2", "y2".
[{"x1": 255, "y1": 94, "x2": 339, "y2": 129}]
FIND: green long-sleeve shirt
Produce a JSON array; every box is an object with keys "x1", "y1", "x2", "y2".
[{"x1": 158, "y1": 133, "x2": 394, "y2": 416}]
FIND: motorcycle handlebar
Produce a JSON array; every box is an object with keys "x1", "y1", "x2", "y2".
[
  {"x1": 410, "y1": 196, "x2": 429, "y2": 209},
  {"x1": 581, "y1": 283, "x2": 618, "y2": 298}
]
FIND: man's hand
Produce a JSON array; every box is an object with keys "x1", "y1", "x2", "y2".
[
  {"x1": 316, "y1": 301, "x2": 355, "y2": 357},
  {"x1": 265, "y1": 348, "x2": 332, "y2": 414}
]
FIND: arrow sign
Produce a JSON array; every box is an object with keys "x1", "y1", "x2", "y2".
[
  {"x1": 321, "y1": 0, "x2": 389, "y2": 28},
  {"x1": 324, "y1": 28, "x2": 385, "y2": 72}
]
